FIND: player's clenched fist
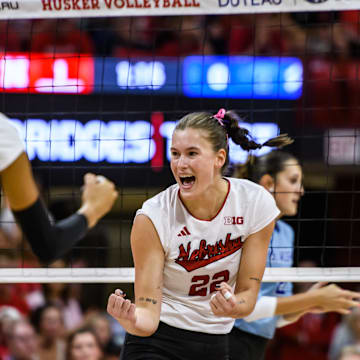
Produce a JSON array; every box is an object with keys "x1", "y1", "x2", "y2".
[
  {"x1": 107, "y1": 289, "x2": 137, "y2": 324},
  {"x1": 79, "y1": 173, "x2": 118, "y2": 228},
  {"x1": 210, "y1": 282, "x2": 238, "y2": 318}
]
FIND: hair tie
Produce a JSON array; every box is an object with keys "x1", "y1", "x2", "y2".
[{"x1": 214, "y1": 108, "x2": 226, "y2": 127}]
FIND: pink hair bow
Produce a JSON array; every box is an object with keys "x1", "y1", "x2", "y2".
[{"x1": 214, "y1": 108, "x2": 226, "y2": 127}]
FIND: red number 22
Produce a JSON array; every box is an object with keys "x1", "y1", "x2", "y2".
[{"x1": 188, "y1": 270, "x2": 230, "y2": 296}]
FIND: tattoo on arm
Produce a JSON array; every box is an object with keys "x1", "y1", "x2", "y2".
[
  {"x1": 237, "y1": 298, "x2": 245, "y2": 305},
  {"x1": 249, "y1": 277, "x2": 261, "y2": 283},
  {"x1": 138, "y1": 297, "x2": 158, "y2": 305}
]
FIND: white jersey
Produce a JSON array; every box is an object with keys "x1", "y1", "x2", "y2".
[
  {"x1": 0, "y1": 114, "x2": 24, "y2": 171},
  {"x1": 136, "y1": 178, "x2": 280, "y2": 334}
]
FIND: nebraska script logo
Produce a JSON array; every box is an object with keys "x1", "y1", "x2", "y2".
[{"x1": 175, "y1": 233, "x2": 244, "y2": 272}]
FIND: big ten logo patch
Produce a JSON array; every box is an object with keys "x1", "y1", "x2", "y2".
[{"x1": 224, "y1": 216, "x2": 244, "y2": 225}]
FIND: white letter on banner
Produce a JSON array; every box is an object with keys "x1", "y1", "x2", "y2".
[
  {"x1": 0, "y1": 57, "x2": 29, "y2": 89},
  {"x1": 207, "y1": 63, "x2": 229, "y2": 91},
  {"x1": 134, "y1": 62, "x2": 148, "y2": 89},
  {"x1": 25, "y1": 119, "x2": 50, "y2": 161},
  {"x1": 116, "y1": 61, "x2": 130, "y2": 89},
  {"x1": 116, "y1": 61, "x2": 166, "y2": 90},
  {"x1": 254, "y1": 63, "x2": 274, "y2": 96},
  {"x1": 133, "y1": 61, "x2": 166, "y2": 90},
  {"x1": 124, "y1": 121, "x2": 155, "y2": 163},
  {"x1": 35, "y1": 59, "x2": 84, "y2": 93},
  {"x1": 160, "y1": 121, "x2": 176, "y2": 161},
  {"x1": 49, "y1": 120, "x2": 80, "y2": 161},
  {"x1": 151, "y1": 62, "x2": 166, "y2": 90},
  {"x1": 99, "y1": 121, "x2": 126, "y2": 163},
  {"x1": 74, "y1": 120, "x2": 102, "y2": 162},
  {"x1": 283, "y1": 63, "x2": 302, "y2": 94}
]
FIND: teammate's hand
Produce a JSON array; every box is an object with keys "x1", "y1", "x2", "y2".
[
  {"x1": 312, "y1": 283, "x2": 360, "y2": 315},
  {"x1": 107, "y1": 289, "x2": 137, "y2": 324},
  {"x1": 78, "y1": 173, "x2": 118, "y2": 228},
  {"x1": 210, "y1": 282, "x2": 237, "y2": 317}
]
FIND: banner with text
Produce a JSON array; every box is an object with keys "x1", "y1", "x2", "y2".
[{"x1": 1, "y1": 0, "x2": 359, "y2": 20}]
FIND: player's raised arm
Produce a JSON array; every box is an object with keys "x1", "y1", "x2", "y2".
[{"x1": 0, "y1": 115, "x2": 118, "y2": 264}]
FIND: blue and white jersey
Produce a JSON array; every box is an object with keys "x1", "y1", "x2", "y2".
[{"x1": 233, "y1": 220, "x2": 294, "y2": 339}]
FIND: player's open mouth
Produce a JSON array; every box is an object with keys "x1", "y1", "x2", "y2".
[{"x1": 180, "y1": 176, "x2": 195, "y2": 187}]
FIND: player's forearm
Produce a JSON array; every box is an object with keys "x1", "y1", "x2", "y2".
[
  {"x1": 282, "y1": 309, "x2": 308, "y2": 322},
  {"x1": 232, "y1": 288, "x2": 259, "y2": 318},
  {"x1": 120, "y1": 308, "x2": 160, "y2": 337},
  {"x1": 13, "y1": 198, "x2": 88, "y2": 264},
  {"x1": 2, "y1": 152, "x2": 88, "y2": 263},
  {"x1": 77, "y1": 203, "x2": 99, "y2": 228},
  {"x1": 276, "y1": 309, "x2": 309, "y2": 329},
  {"x1": 275, "y1": 292, "x2": 320, "y2": 315}
]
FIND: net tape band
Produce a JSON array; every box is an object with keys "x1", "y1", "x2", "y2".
[{"x1": 0, "y1": 267, "x2": 359, "y2": 283}]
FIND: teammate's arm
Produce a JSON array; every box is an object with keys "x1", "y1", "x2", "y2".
[
  {"x1": 243, "y1": 282, "x2": 360, "y2": 324},
  {"x1": 275, "y1": 282, "x2": 360, "y2": 316},
  {"x1": 107, "y1": 214, "x2": 164, "y2": 337},
  {"x1": 210, "y1": 220, "x2": 275, "y2": 318},
  {"x1": 275, "y1": 283, "x2": 360, "y2": 327},
  {"x1": 1, "y1": 152, "x2": 118, "y2": 264}
]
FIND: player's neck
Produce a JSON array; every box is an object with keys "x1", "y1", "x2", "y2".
[{"x1": 182, "y1": 178, "x2": 229, "y2": 220}]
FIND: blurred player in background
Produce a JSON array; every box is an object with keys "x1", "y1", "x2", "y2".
[{"x1": 0, "y1": 113, "x2": 118, "y2": 264}]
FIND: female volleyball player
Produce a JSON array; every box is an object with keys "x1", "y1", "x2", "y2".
[
  {"x1": 107, "y1": 109, "x2": 292, "y2": 360},
  {"x1": 0, "y1": 114, "x2": 118, "y2": 264},
  {"x1": 229, "y1": 151, "x2": 360, "y2": 360}
]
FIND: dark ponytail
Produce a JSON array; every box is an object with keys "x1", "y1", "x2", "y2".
[{"x1": 223, "y1": 110, "x2": 294, "y2": 151}]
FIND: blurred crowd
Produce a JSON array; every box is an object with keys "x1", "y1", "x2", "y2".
[
  {"x1": 0, "y1": 255, "x2": 125, "y2": 360},
  {"x1": 0, "y1": 302, "x2": 125, "y2": 360},
  {"x1": 0, "y1": 11, "x2": 358, "y2": 58},
  {"x1": 0, "y1": 198, "x2": 125, "y2": 360}
]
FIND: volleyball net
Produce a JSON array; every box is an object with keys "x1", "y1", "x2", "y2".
[{"x1": 0, "y1": 0, "x2": 359, "y2": 283}]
